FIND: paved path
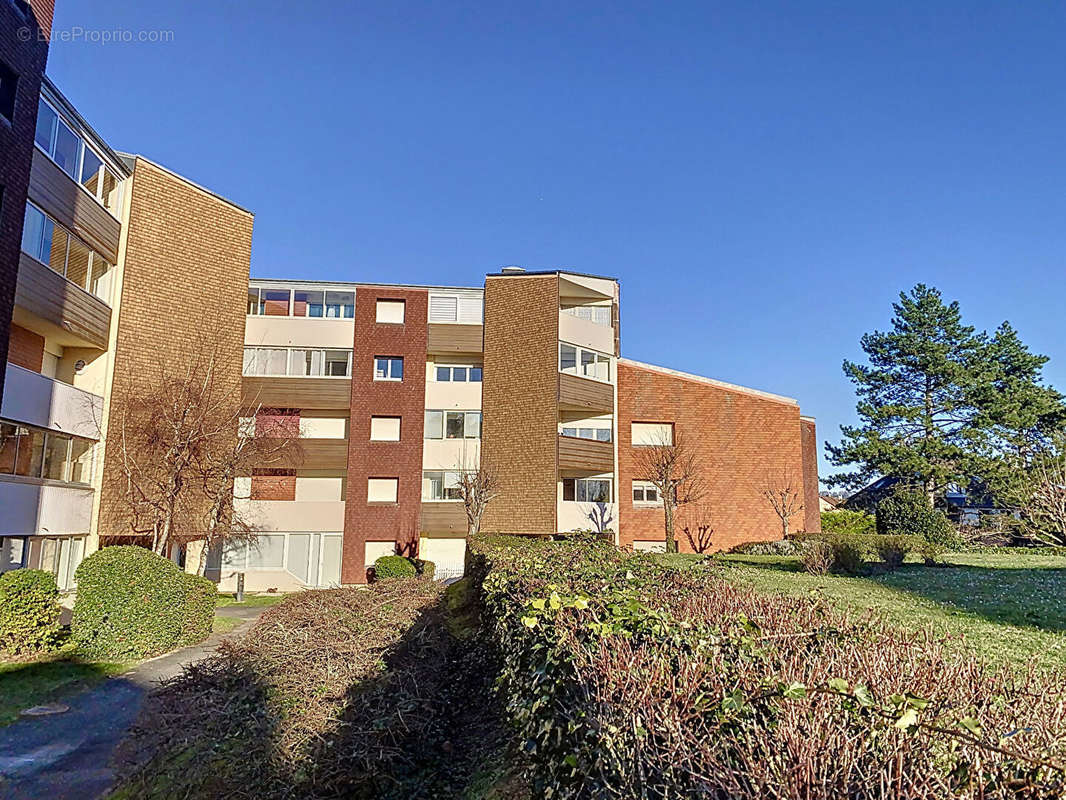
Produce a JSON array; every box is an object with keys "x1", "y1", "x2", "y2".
[{"x1": 0, "y1": 605, "x2": 266, "y2": 800}]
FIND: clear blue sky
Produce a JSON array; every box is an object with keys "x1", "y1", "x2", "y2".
[{"x1": 45, "y1": 1, "x2": 1066, "y2": 483}]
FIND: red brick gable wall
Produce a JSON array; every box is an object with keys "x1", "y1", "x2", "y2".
[
  {"x1": 7, "y1": 323, "x2": 44, "y2": 372},
  {"x1": 342, "y1": 288, "x2": 428, "y2": 584},
  {"x1": 617, "y1": 362, "x2": 812, "y2": 552}
]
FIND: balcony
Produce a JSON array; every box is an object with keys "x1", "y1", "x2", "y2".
[
  {"x1": 559, "y1": 307, "x2": 615, "y2": 355},
  {"x1": 558, "y1": 434, "x2": 614, "y2": 474},
  {"x1": 0, "y1": 477, "x2": 94, "y2": 536},
  {"x1": 233, "y1": 499, "x2": 345, "y2": 532},
  {"x1": 245, "y1": 315, "x2": 354, "y2": 349},
  {"x1": 242, "y1": 376, "x2": 352, "y2": 409},
  {"x1": 2, "y1": 363, "x2": 103, "y2": 440},
  {"x1": 558, "y1": 372, "x2": 613, "y2": 413},
  {"x1": 15, "y1": 252, "x2": 112, "y2": 350},
  {"x1": 420, "y1": 502, "x2": 468, "y2": 535}
]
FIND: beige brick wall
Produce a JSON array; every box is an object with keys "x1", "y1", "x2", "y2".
[
  {"x1": 481, "y1": 274, "x2": 560, "y2": 533},
  {"x1": 96, "y1": 158, "x2": 252, "y2": 537}
]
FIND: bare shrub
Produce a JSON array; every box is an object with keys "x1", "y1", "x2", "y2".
[{"x1": 800, "y1": 540, "x2": 833, "y2": 575}]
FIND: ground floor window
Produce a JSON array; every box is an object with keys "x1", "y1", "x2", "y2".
[
  {"x1": 632, "y1": 480, "x2": 660, "y2": 505},
  {"x1": 31, "y1": 535, "x2": 86, "y2": 591},
  {"x1": 0, "y1": 536, "x2": 28, "y2": 573},
  {"x1": 562, "y1": 477, "x2": 612, "y2": 503},
  {"x1": 215, "y1": 532, "x2": 342, "y2": 588}
]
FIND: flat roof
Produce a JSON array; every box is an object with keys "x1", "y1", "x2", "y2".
[
  {"x1": 486, "y1": 268, "x2": 619, "y2": 282},
  {"x1": 248, "y1": 277, "x2": 484, "y2": 293}
]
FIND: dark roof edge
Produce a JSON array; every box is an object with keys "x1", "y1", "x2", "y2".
[{"x1": 485, "y1": 268, "x2": 619, "y2": 282}]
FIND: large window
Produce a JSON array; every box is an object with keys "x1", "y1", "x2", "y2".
[
  {"x1": 0, "y1": 422, "x2": 94, "y2": 484},
  {"x1": 374, "y1": 357, "x2": 404, "y2": 381},
  {"x1": 242, "y1": 347, "x2": 352, "y2": 377},
  {"x1": 562, "y1": 477, "x2": 612, "y2": 503},
  {"x1": 559, "y1": 343, "x2": 611, "y2": 383},
  {"x1": 428, "y1": 294, "x2": 483, "y2": 324},
  {"x1": 632, "y1": 481, "x2": 660, "y2": 505},
  {"x1": 21, "y1": 203, "x2": 115, "y2": 302},
  {"x1": 222, "y1": 534, "x2": 286, "y2": 571},
  {"x1": 434, "y1": 364, "x2": 482, "y2": 382},
  {"x1": 424, "y1": 410, "x2": 481, "y2": 439},
  {"x1": 422, "y1": 470, "x2": 466, "y2": 501},
  {"x1": 247, "y1": 286, "x2": 354, "y2": 318},
  {"x1": 35, "y1": 98, "x2": 123, "y2": 214},
  {"x1": 560, "y1": 426, "x2": 611, "y2": 442},
  {"x1": 561, "y1": 304, "x2": 612, "y2": 326},
  {"x1": 38, "y1": 536, "x2": 86, "y2": 591}
]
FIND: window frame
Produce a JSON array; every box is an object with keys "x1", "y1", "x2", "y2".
[
  {"x1": 242, "y1": 347, "x2": 353, "y2": 378},
  {"x1": 20, "y1": 202, "x2": 114, "y2": 302},
  {"x1": 369, "y1": 416, "x2": 402, "y2": 442},
  {"x1": 423, "y1": 410, "x2": 481, "y2": 440},
  {"x1": 373, "y1": 356, "x2": 404, "y2": 382},
  {"x1": 375, "y1": 299, "x2": 406, "y2": 324},
  {"x1": 421, "y1": 470, "x2": 467, "y2": 501},
  {"x1": 559, "y1": 426, "x2": 612, "y2": 443},
  {"x1": 558, "y1": 341, "x2": 612, "y2": 383},
  {"x1": 632, "y1": 480, "x2": 661, "y2": 506},
  {"x1": 434, "y1": 364, "x2": 483, "y2": 383},
  {"x1": 631, "y1": 422, "x2": 674, "y2": 447},
  {"x1": 246, "y1": 286, "x2": 355, "y2": 318},
  {"x1": 0, "y1": 420, "x2": 93, "y2": 486},
  {"x1": 367, "y1": 477, "x2": 399, "y2": 504},
  {"x1": 562, "y1": 477, "x2": 613, "y2": 504}
]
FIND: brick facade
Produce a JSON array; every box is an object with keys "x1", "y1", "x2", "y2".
[
  {"x1": 342, "y1": 288, "x2": 428, "y2": 584},
  {"x1": 480, "y1": 274, "x2": 561, "y2": 533},
  {"x1": 7, "y1": 323, "x2": 44, "y2": 372},
  {"x1": 97, "y1": 157, "x2": 253, "y2": 537},
  {"x1": 251, "y1": 469, "x2": 296, "y2": 501},
  {"x1": 617, "y1": 360, "x2": 813, "y2": 552},
  {"x1": 800, "y1": 417, "x2": 821, "y2": 533},
  {"x1": 0, "y1": 0, "x2": 51, "y2": 399}
]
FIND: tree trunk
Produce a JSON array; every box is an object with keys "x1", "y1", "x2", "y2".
[
  {"x1": 197, "y1": 540, "x2": 209, "y2": 577},
  {"x1": 781, "y1": 517, "x2": 789, "y2": 539},
  {"x1": 664, "y1": 502, "x2": 677, "y2": 554}
]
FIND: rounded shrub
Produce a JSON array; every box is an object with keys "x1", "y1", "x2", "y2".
[
  {"x1": 0, "y1": 569, "x2": 61, "y2": 655},
  {"x1": 72, "y1": 546, "x2": 217, "y2": 660},
  {"x1": 874, "y1": 535, "x2": 912, "y2": 569},
  {"x1": 820, "y1": 509, "x2": 876, "y2": 537},
  {"x1": 799, "y1": 540, "x2": 833, "y2": 575},
  {"x1": 876, "y1": 487, "x2": 961, "y2": 549},
  {"x1": 373, "y1": 555, "x2": 417, "y2": 580},
  {"x1": 828, "y1": 537, "x2": 865, "y2": 574}
]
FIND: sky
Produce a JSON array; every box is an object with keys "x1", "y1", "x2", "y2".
[{"x1": 43, "y1": 0, "x2": 1066, "y2": 483}]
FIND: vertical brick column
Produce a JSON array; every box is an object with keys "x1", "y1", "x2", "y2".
[
  {"x1": 0, "y1": 0, "x2": 51, "y2": 400},
  {"x1": 342, "y1": 288, "x2": 428, "y2": 584},
  {"x1": 480, "y1": 274, "x2": 560, "y2": 534},
  {"x1": 800, "y1": 417, "x2": 821, "y2": 533}
]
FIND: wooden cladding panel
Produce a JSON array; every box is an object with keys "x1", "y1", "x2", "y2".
[
  {"x1": 558, "y1": 435, "x2": 614, "y2": 474},
  {"x1": 427, "y1": 323, "x2": 483, "y2": 354},
  {"x1": 28, "y1": 151, "x2": 121, "y2": 263},
  {"x1": 242, "y1": 377, "x2": 352, "y2": 409},
  {"x1": 269, "y1": 438, "x2": 349, "y2": 470},
  {"x1": 15, "y1": 252, "x2": 110, "y2": 349},
  {"x1": 558, "y1": 372, "x2": 613, "y2": 412},
  {"x1": 420, "y1": 502, "x2": 468, "y2": 536}
]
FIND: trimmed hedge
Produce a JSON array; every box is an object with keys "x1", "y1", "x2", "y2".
[
  {"x1": 820, "y1": 509, "x2": 876, "y2": 536},
  {"x1": 877, "y1": 487, "x2": 961, "y2": 549},
  {"x1": 373, "y1": 555, "x2": 417, "y2": 579},
  {"x1": 468, "y1": 535, "x2": 1066, "y2": 798},
  {"x1": 793, "y1": 532, "x2": 924, "y2": 570},
  {"x1": 72, "y1": 546, "x2": 216, "y2": 660},
  {"x1": 0, "y1": 569, "x2": 61, "y2": 655}
]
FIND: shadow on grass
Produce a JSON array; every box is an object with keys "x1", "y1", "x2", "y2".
[{"x1": 0, "y1": 650, "x2": 126, "y2": 727}]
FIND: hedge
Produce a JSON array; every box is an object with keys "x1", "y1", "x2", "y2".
[
  {"x1": 372, "y1": 555, "x2": 436, "y2": 580},
  {"x1": 468, "y1": 535, "x2": 1066, "y2": 798},
  {"x1": 877, "y1": 487, "x2": 961, "y2": 548},
  {"x1": 72, "y1": 546, "x2": 216, "y2": 660},
  {"x1": 820, "y1": 508, "x2": 876, "y2": 536},
  {"x1": 0, "y1": 569, "x2": 61, "y2": 655}
]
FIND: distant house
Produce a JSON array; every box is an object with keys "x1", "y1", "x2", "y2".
[
  {"x1": 843, "y1": 476, "x2": 1019, "y2": 525},
  {"x1": 819, "y1": 494, "x2": 844, "y2": 512}
]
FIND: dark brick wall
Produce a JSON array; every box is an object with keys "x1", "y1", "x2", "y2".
[
  {"x1": 342, "y1": 288, "x2": 428, "y2": 584},
  {"x1": 7, "y1": 322, "x2": 43, "y2": 371},
  {"x1": 480, "y1": 274, "x2": 560, "y2": 533},
  {"x1": 617, "y1": 361, "x2": 812, "y2": 552},
  {"x1": 0, "y1": 0, "x2": 51, "y2": 398},
  {"x1": 800, "y1": 417, "x2": 821, "y2": 533}
]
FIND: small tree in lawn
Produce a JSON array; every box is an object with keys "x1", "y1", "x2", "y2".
[
  {"x1": 761, "y1": 469, "x2": 805, "y2": 539},
  {"x1": 1001, "y1": 432, "x2": 1066, "y2": 546},
  {"x1": 633, "y1": 429, "x2": 703, "y2": 554},
  {"x1": 680, "y1": 503, "x2": 714, "y2": 553},
  {"x1": 457, "y1": 463, "x2": 501, "y2": 537}
]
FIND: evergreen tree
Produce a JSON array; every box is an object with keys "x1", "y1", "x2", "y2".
[{"x1": 827, "y1": 285, "x2": 1064, "y2": 505}]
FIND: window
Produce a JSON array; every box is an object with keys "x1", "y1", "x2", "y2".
[
  {"x1": 370, "y1": 416, "x2": 401, "y2": 441},
  {"x1": 424, "y1": 410, "x2": 481, "y2": 439},
  {"x1": 222, "y1": 534, "x2": 286, "y2": 570},
  {"x1": 0, "y1": 61, "x2": 16, "y2": 123},
  {"x1": 243, "y1": 347, "x2": 352, "y2": 377},
  {"x1": 34, "y1": 98, "x2": 123, "y2": 214},
  {"x1": 562, "y1": 477, "x2": 612, "y2": 503},
  {"x1": 632, "y1": 481, "x2": 660, "y2": 505},
  {"x1": 559, "y1": 343, "x2": 611, "y2": 383},
  {"x1": 631, "y1": 422, "x2": 673, "y2": 446},
  {"x1": 374, "y1": 356, "x2": 403, "y2": 381},
  {"x1": 1, "y1": 536, "x2": 27, "y2": 573},
  {"x1": 0, "y1": 422, "x2": 93, "y2": 485},
  {"x1": 376, "y1": 299, "x2": 405, "y2": 324},
  {"x1": 429, "y1": 294, "x2": 483, "y2": 323},
  {"x1": 261, "y1": 289, "x2": 290, "y2": 316},
  {"x1": 422, "y1": 470, "x2": 464, "y2": 501},
  {"x1": 246, "y1": 287, "x2": 354, "y2": 318},
  {"x1": 38, "y1": 536, "x2": 86, "y2": 591},
  {"x1": 368, "y1": 477, "x2": 398, "y2": 503},
  {"x1": 293, "y1": 289, "x2": 323, "y2": 317},
  {"x1": 560, "y1": 426, "x2": 611, "y2": 442},
  {"x1": 20, "y1": 203, "x2": 114, "y2": 301},
  {"x1": 562, "y1": 304, "x2": 612, "y2": 326},
  {"x1": 435, "y1": 364, "x2": 482, "y2": 382},
  {"x1": 325, "y1": 291, "x2": 355, "y2": 318}
]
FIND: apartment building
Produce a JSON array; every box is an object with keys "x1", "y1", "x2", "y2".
[
  {"x1": 0, "y1": 69, "x2": 252, "y2": 588},
  {"x1": 228, "y1": 268, "x2": 819, "y2": 590}
]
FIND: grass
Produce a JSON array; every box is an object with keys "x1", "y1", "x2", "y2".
[
  {"x1": 669, "y1": 551, "x2": 1066, "y2": 670},
  {"x1": 211, "y1": 615, "x2": 242, "y2": 634},
  {"x1": 215, "y1": 592, "x2": 287, "y2": 608},
  {"x1": 0, "y1": 644, "x2": 130, "y2": 726}
]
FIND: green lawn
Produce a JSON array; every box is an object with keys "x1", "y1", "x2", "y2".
[
  {"x1": 215, "y1": 592, "x2": 287, "y2": 608},
  {"x1": 667, "y1": 552, "x2": 1066, "y2": 670},
  {"x1": 0, "y1": 646, "x2": 130, "y2": 726}
]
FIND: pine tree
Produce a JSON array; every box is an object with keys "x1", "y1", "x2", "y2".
[{"x1": 827, "y1": 285, "x2": 1064, "y2": 505}]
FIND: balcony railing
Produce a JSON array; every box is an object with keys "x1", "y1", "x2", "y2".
[
  {"x1": 2, "y1": 363, "x2": 103, "y2": 440},
  {"x1": 561, "y1": 305, "x2": 612, "y2": 326}
]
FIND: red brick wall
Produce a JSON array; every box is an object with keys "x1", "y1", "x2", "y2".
[
  {"x1": 800, "y1": 417, "x2": 821, "y2": 533},
  {"x1": 250, "y1": 469, "x2": 296, "y2": 501},
  {"x1": 617, "y1": 361, "x2": 808, "y2": 552},
  {"x1": 0, "y1": 0, "x2": 50, "y2": 400},
  {"x1": 7, "y1": 323, "x2": 44, "y2": 372},
  {"x1": 342, "y1": 288, "x2": 428, "y2": 583},
  {"x1": 256, "y1": 408, "x2": 300, "y2": 437}
]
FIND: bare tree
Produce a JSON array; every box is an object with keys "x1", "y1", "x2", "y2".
[
  {"x1": 680, "y1": 503, "x2": 715, "y2": 553},
  {"x1": 457, "y1": 462, "x2": 502, "y2": 537},
  {"x1": 1005, "y1": 433, "x2": 1066, "y2": 546},
  {"x1": 761, "y1": 469, "x2": 805, "y2": 539},
  {"x1": 633, "y1": 429, "x2": 704, "y2": 554}
]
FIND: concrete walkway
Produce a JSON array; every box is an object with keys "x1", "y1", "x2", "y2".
[{"x1": 0, "y1": 605, "x2": 266, "y2": 800}]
